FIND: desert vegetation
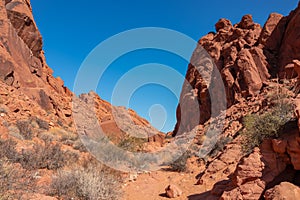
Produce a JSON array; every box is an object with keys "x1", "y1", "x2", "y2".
[
  {"x1": 0, "y1": 121, "x2": 123, "y2": 199},
  {"x1": 118, "y1": 136, "x2": 147, "y2": 152},
  {"x1": 241, "y1": 86, "x2": 295, "y2": 154},
  {"x1": 50, "y1": 163, "x2": 122, "y2": 200}
]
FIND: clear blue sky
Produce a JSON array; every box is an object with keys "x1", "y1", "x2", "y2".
[{"x1": 31, "y1": 0, "x2": 298, "y2": 132}]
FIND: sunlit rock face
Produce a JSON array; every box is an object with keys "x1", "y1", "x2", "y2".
[{"x1": 174, "y1": 3, "x2": 300, "y2": 135}]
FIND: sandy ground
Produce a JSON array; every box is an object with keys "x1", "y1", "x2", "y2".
[{"x1": 123, "y1": 170, "x2": 208, "y2": 200}]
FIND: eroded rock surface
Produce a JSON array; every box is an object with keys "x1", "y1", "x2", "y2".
[{"x1": 264, "y1": 182, "x2": 300, "y2": 200}]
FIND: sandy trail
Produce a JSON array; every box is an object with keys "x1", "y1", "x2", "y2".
[{"x1": 123, "y1": 170, "x2": 207, "y2": 200}]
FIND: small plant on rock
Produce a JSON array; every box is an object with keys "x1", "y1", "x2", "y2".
[{"x1": 241, "y1": 101, "x2": 295, "y2": 154}]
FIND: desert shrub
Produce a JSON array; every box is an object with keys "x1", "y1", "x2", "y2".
[
  {"x1": 60, "y1": 131, "x2": 78, "y2": 144},
  {"x1": 0, "y1": 160, "x2": 18, "y2": 199},
  {"x1": 242, "y1": 102, "x2": 295, "y2": 154},
  {"x1": 170, "y1": 151, "x2": 192, "y2": 172},
  {"x1": 18, "y1": 142, "x2": 67, "y2": 170},
  {"x1": 118, "y1": 136, "x2": 147, "y2": 152},
  {"x1": 39, "y1": 128, "x2": 79, "y2": 146},
  {"x1": 50, "y1": 165, "x2": 122, "y2": 200},
  {"x1": 0, "y1": 160, "x2": 37, "y2": 199},
  {"x1": 33, "y1": 117, "x2": 49, "y2": 130},
  {"x1": 0, "y1": 139, "x2": 17, "y2": 160},
  {"x1": 209, "y1": 136, "x2": 232, "y2": 158},
  {"x1": 0, "y1": 139, "x2": 19, "y2": 162},
  {"x1": 73, "y1": 139, "x2": 87, "y2": 152},
  {"x1": 38, "y1": 131, "x2": 56, "y2": 143},
  {"x1": 63, "y1": 150, "x2": 80, "y2": 166},
  {"x1": 57, "y1": 119, "x2": 64, "y2": 127},
  {"x1": 16, "y1": 120, "x2": 33, "y2": 140}
]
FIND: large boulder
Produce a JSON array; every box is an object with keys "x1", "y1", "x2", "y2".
[
  {"x1": 221, "y1": 140, "x2": 289, "y2": 199},
  {"x1": 264, "y1": 182, "x2": 300, "y2": 200}
]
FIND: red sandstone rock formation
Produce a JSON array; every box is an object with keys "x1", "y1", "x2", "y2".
[
  {"x1": 173, "y1": 2, "x2": 300, "y2": 199},
  {"x1": 0, "y1": 0, "x2": 160, "y2": 145},
  {"x1": 174, "y1": 2, "x2": 300, "y2": 136},
  {"x1": 0, "y1": 0, "x2": 73, "y2": 126},
  {"x1": 264, "y1": 182, "x2": 300, "y2": 200}
]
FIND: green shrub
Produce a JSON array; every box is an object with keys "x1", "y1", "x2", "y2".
[{"x1": 241, "y1": 102, "x2": 294, "y2": 154}]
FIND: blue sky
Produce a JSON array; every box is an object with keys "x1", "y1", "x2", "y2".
[{"x1": 31, "y1": 0, "x2": 298, "y2": 132}]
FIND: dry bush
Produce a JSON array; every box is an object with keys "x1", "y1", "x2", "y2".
[
  {"x1": 38, "y1": 128, "x2": 79, "y2": 149},
  {"x1": 73, "y1": 139, "x2": 87, "y2": 152},
  {"x1": 16, "y1": 117, "x2": 51, "y2": 140},
  {"x1": 0, "y1": 160, "x2": 37, "y2": 199},
  {"x1": 16, "y1": 120, "x2": 33, "y2": 140},
  {"x1": 209, "y1": 136, "x2": 232, "y2": 158},
  {"x1": 38, "y1": 131, "x2": 57, "y2": 143},
  {"x1": 33, "y1": 117, "x2": 49, "y2": 130},
  {"x1": 118, "y1": 136, "x2": 147, "y2": 152},
  {"x1": 18, "y1": 142, "x2": 78, "y2": 170},
  {"x1": 0, "y1": 160, "x2": 18, "y2": 199},
  {"x1": 170, "y1": 151, "x2": 192, "y2": 172},
  {"x1": 0, "y1": 138, "x2": 19, "y2": 161},
  {"x1": 50, "y1": 164, "x2": 122, "y2": 200}
]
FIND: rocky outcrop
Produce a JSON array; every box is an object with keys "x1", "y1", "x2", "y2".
[
  {"x1": 78, "y1": 92, "x2": 163, "y2": 145},
  {"x1": 174, "y1": 2, "x2": 300, "y2": 136},
  {"x1": 216, "y1": 125, "x2": 300, "y2": 199},
  {"x1": 5, "y1": 0, "x2": 43, "y2": 57},
  {"x1": 174, "y1": 14, "x2": 268, "y2": 135},
  {"x1": 0, "y1": 0, "x2": 73, "y2": 126},
  {"x1": 279, "y1": 2, "x2": 300, "y2": 76},
  {"x1": 1, "y1": 0, "x2": 165, "y2": 144},
  {"x1": 264, "y1": 182, "x2": 300, "y2": 200},
  {"x1": 220, "y1": 140, "x2": 289, "y2": 199}
]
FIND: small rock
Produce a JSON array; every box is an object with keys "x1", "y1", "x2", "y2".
[
  {"x1": 165, "y1": 184, "x2": 182, "y2": 198},
  {"x1": 128, "y1": 172, "x2": 138, "y2": 182},
  {"x1": 272, "y1": 139, "x2": 287, "y2": 154}
]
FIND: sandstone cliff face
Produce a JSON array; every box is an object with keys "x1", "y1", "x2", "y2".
[
  {"x1": 0, "y1": 0, "x2": 73, "y2": 126},
  {"x1": 279, "y1": 2, "x2": 300, "y2": 76},
  {"x1": 174, "y1": 2, "x2": 300, "y2": 199},
  {"x1": 0, "y1": 0, "x2": 157, "y2": 142},
  {"x1": 0, "y1": 1, "x2": 163, "y2": 197},
  {"x1": 174, "y1": 2, "x2": 300, "y2": 136}
]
